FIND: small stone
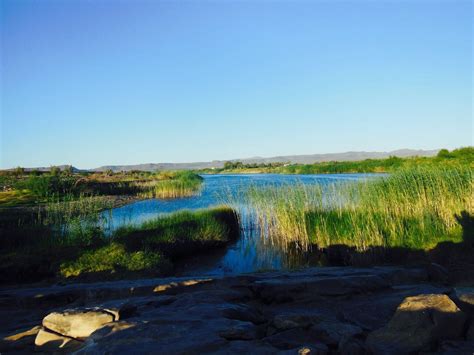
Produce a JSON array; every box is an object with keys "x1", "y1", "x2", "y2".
[{"x1": 298, "y1": 347, "x2": 312, "y2": 355}]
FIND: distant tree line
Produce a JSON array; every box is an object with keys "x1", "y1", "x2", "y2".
[{"x1": 223, "y1": 161, "x2": 286, "y2": 170}]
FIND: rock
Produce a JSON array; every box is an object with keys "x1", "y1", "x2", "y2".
[
  {"x1": 384, "y1": 267, "x2": 428, "y2": 285},
  {"x1": 311, "y1": 318, "x2": 363, "y2": 346},
  {"x1": 97, "y1": 300, "x2": 137, "y2": 320},
  {"x1": 297, "y1": 347, "x2": 312, "y2": 355},
  {"x1": 427, "y1": 263, "x2": 449, "y2": 284},
  {"x1": 277, "y1": 344, "x2": 329, "y2": 355},
  {"x1": 453, "y1": 288, "x2": 474, "y2": 316},
  {"x1": 467, "y1": 321, "x2": 474, "y2": 340},
  {"x1": 263, "y1": 328, "x2": 329, "y2": 351},
  {"x1": 88, "y1": 321, "x2": 136, "y2": 341},
  {"x1": 439, "y1": 340, "x2": 474, "y2": 354},
  {"x1": 153, "y1": 278, "x2": 213, "y2": 293},
  {"x1": 272, "y1": 313, "x2": 313, "y2": 331},
  {"x1": 42, "y1": 309, "x2": 115, "y2": 339},
  {"x1": 341, "y1": 283, "x2": 453, "y2": 331},
  {"x1": 366, "y1": 294, "x2": 467, "y2": 354},
  {"x1": 0, "y1": 325, "x2": 41, "y2": 352},
  {"x1": 252, "y1": 274, "x2": 389, "y2": 303},
  {"x1": 218, "y1": 321, "x2": 258, "y2": 340},
  {"x1": 220, "y1": 304, "x2": 266, "y2": 324},
  {"x1": 289, "y1": 344, "x2": 328, "y2": 355},
  {"x1": 35, "y1": 328, "x2": 83, "y2": 351},
  {"x1": 145, "y1": 295, "x2": 177, "y2": 307},
  {"x1": 2, "y1": 266, "x2": 471, "y2": 354},
  {"x1": 338, "y1": 336, "x2": 366, "y2": 355}
]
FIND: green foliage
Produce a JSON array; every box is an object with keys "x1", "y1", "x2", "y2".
[
  {"x1": 216, "y1": 147, "x2": 474, "y2": 175},
  {"x1": 137, "y1": 171, "x2": 203, "y2": 198},
  {"x1": 14, "y1": 174, "x2": 79, "y2": 200},
  {"x1": 115, "y1": 207, "x2": 238, "y2": 253},
  {"x1": 0, "y1": 170, "x2": 204, "y2": 206},
  {"x1": 60, "y1": 243, "x2": 168, "y2": 277},
  {"x1": 246, "y1": 166, "x2": 472, "y2": 251},
  {"x1": 223, "y1": 161, "x2": 285, "y2": 170},
  {"x1": 58, "y1": 206, "x2": 237, "y2": 279},
  {"x1": 0, "y1": 205, "x2": 238, "y2": 282},
  {"x1": 14, "y1": 167, "x2": 25, "y2": 176},
  {"x1": 437, "y1": 149, "x2": 451, "y2": 158}
]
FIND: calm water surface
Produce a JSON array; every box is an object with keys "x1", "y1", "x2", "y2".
[{"x1": 105, "y1": 174, "x2": 380, "y2": 275}]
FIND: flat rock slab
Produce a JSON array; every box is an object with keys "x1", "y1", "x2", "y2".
[{"x1": 1, "y1": 266, "x2": 470, "y2": 354}]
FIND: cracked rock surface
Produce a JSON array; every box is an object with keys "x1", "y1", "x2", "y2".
[{"x1": 0, "y1": 266, "x2": 473, "y2": 354}]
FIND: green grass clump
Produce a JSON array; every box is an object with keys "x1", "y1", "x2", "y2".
[
  {"x1": 60, "y1": 243, "x2": 169, "y2": 278},
  {"x1": 114, "y1": 207, "x2": 239, "y2": 258},
  {"x1": 0, "y1": 205, "x2": 238, "y2": 283},
  {"x1": 59, "y1": 206, "x2": 237, "y2": 279},
  {"x1": 247, "y1": 166, "x2": 473, "y2": 251},
  {"x1": 137, "y1": 171, "x2": 203, "y2": 199}
]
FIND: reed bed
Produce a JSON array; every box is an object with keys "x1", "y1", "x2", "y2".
[
  {"x1": 136, "y1": 171, "x2": 203, "y2": 199},
  {"x1": 246, "y1": 167, "x2": 473, "y2": 252}
]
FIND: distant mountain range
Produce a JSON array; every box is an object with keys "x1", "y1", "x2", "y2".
[
  {"x1": 91, "y1": 149, "x2": 440, "y2": 172},
  {"x1": 9, "y1": 149, "x2": 440, "y2": 172}
]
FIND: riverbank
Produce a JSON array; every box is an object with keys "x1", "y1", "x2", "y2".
[
  {"x1": 0, "y1": 207, "x2": 239, "y2": 284},
  {"x1": 199, "y1": 147, "x2": 473, "y2": 175},
  {"x1": 1, "y1": 265, "x2": 473, "y2": 353},
  {"x1": 0, "y1": 170, "x2": 204, "y2": 207}
]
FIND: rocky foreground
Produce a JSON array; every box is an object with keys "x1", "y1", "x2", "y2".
[{"x1": 1, "y1": 265, "x2": 473, "y2": 354}]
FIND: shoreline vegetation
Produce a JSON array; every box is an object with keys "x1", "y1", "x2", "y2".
[
  {"x1": 200, "y1": 147, "x2": 473, "y2": 175},
  {"x1": 0, "y1": 147, "x2": 472, "y2": 285},
  {"x1": 0, "y1": 170, "x2": 203, "y2": 207},
  {"x1": 0, "y1": 206, "x2": 238, "y2": 284},
  {"x1": 245, "y1": 166, "x2": 472, "y2": 253}
]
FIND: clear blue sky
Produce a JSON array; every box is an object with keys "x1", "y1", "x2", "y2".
[{"x1": 1, "y1": 0, "x2": 472, "y2": 169}]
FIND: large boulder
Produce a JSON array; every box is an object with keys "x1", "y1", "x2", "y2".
[
  {"x1": 367, "y1": 294, "x2": 466, "y2": 354},
  {"x1": 42, "y1": 308, "x2": 115, "y2": 339}
]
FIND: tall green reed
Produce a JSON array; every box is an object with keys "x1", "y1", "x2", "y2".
[{"x1": 246, "y1": 167, "x2": 472, "y2": 252}]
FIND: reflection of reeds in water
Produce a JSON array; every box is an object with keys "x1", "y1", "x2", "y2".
[{"x1": 245, "y1": 167, "x2": 473, "y2": 252}]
